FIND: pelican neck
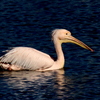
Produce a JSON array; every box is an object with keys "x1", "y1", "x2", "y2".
[{"x1": 53, "y1": 38, "x2": 65, "y2": 65}]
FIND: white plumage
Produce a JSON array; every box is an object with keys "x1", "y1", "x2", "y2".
[
  {"x1": 0, "y1": 47, "x2": 54, "y2": 70},
  {"x1": 0, "y1": 29, "x2": 93, "y2": 71}
]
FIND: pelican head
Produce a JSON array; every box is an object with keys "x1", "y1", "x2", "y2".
[{"x1": 52, "y1": 29, "x2": 93, "y2": 52}]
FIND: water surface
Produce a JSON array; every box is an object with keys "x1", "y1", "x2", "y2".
[{"x1": 0, "y1": 0, "x2": 100, "y2": 100}]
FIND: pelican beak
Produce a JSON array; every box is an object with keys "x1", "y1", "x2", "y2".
[{"x1": 66, "y1": 36, "x2": 94, "y2": 52}]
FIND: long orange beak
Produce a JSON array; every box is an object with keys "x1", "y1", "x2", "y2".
[{"x1": 66, "y1": 36, "x2": 94, "y2": 52}]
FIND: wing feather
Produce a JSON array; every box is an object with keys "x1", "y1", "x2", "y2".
[{"x1": 0, "y1": 47, "x2": 54, "y2": 70}]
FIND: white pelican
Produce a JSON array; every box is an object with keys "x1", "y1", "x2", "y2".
[{"x1": 0, "y1": 29, "x2": 93, "y2": 71}]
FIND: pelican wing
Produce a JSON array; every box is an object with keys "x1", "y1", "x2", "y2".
[{"x1": 0, "y1": 47, "x2": 54, "y2": 70}]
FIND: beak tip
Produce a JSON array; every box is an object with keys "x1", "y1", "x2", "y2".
[{"x1": 90, "y1": 49, "x2": 94, "y2": 52}]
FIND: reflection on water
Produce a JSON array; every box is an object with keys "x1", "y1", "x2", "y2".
[
  {"x1": 0, "y1": 70, "x2": 73, "y2": 100},
  {"x1": 0, "y1": 68, "x2": 99, "y2": 100}
]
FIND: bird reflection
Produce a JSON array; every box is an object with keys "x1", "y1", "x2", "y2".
[{"x1": 0, "y1": 69, "x2": 73, "y2": 99}]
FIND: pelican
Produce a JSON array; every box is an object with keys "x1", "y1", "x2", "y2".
[{"x1": 0, "y1": 29, "x2": 93, "y2": 71}]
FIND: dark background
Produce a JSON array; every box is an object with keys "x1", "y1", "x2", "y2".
[{"x1": 0, "y1": 0, "x2": 99, "y2": 100}]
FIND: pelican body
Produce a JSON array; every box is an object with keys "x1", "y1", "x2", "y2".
[{"x1": 0, "y1": 29, "x2": 93, "y2": 71}]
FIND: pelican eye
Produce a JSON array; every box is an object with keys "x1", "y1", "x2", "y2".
[{"x1": 66, "y1": 33, "x2": 68, "y2": 35}]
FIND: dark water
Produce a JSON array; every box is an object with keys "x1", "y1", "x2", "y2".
[{"x1": 0, "y1": 0, "x2": 100, "y2": 100}]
